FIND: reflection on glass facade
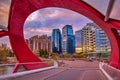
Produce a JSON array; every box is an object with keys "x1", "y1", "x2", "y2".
[
  {"x1": 52, "y1": 29, "x2": 62, "y2": 54},
  {"x1": 95, "y1": 26, "x2": 111, "y2": 53},
  {"x1": 75, "y1": 30, "x2": 83, "y2": 48},
  {"x1": 81, "y1": 23, "x2": 111, "y2": 54},
  {"x1": 62, "y1": 25, "x2": 75, "y2": 54},
  {"x1": 75, "y1": 30, "x2": 83, "y2": 53},
  {"x1": 67, "y1": 35, "x2": 75, "y2": 54}
]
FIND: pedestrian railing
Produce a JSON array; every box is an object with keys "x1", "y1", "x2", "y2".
[
  {"x1": 99, "y1": 62, "x2": 120, "y2": 80},
  {"x1": 0, "y1": 61, "x2": 58, "y2": 80}
]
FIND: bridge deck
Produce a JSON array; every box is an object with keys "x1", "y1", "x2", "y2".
[{"x1": 12, "y1": 60, "x2": 107, "y2": 80}]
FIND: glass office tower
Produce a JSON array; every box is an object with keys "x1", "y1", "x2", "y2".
[
  {"x1": 51, "y1": 29, "x2": 62, "y2": 54},
  {"x1": 62, "y1": 25, "x2": 75, "y2": 54},
  {"x1": 75, "y1": 30, "x2": 83, "y2": 53},
  {"x1": 95, "y1": 28, "x2": 111, "y2": 53}
]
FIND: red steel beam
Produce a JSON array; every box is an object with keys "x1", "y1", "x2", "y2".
[{"x1": 0, "y1": 0, "x2": 118, "y2": 71}]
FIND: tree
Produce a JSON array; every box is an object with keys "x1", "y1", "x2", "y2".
[
  {"x1": 9, "y1": 51, "x2": 14, "y2": 57},
  {"x1": 39, "y1": 49, "x2": 49, "y2": 58},
  {"x1": 82, "y1": 53, "x2": 89, "y2": 58},
  {"x1": 96, "y1": 53, "x2": 102, "y2": 58},
  {"x1": 74, "y1": 53, "x2": 84, "y2": 58},
  {"x1": 0, "y1": 48, "x2": 9, "y2": 62},
  {"x1": 63, "y1": 54, "x2": 71, "y2": 58},
  {"x1": 51, "y1": 53, "x2": 59, "y2": 61},
  {"x1": 101, "y1": 53, "x2": 109, "y2": 58}
]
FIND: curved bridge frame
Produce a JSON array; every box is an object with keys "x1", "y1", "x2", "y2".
[{"x1": 0, "y1": 0, "x2": 120, "y2": 72}]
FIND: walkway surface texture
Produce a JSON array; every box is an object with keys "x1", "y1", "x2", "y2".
[{"x1": 13, "y1": 60, "x2": 107, "y2": 80}]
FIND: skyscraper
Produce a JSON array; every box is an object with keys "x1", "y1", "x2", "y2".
[
  {"x1": 81, "y1": 23, "x2": 111, "y2": 54},
  {"x1": 82, "y1": 23, "x2": 96, "y2": 53},
  {"x1": 62, "y1": 25, "x2": 75, "y2": 54},
  {"x1": 95, "y1": 28, "x2": 111, "y2": 53},
  {"x1": 51, "y1": 29, "x2": 62, "y2": 54},
  {"x1": 75, "y1": 30, "x2": 83, "y2": 53}
]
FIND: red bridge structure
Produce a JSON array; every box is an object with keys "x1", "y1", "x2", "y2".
[{"x1": 0, "y1": 0, "x2": 120, "y2": 72}]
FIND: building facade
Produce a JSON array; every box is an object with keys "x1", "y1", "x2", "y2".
[
  {"x1": 95, "y1": 28, "x2": 111, "y2": 53},
  {"x1": 28, "y1": 35, "x2": 51, "y2": 55},
  {"x1": 51, "y1": 29, "x2": 62, "y2": 54},
  {"x1": 75, "y1": 30, "x2": 83, "y2": 53},
  {"x1": 81, "y1": 23, "x2": 111, "y2": 54},
  {"x1": 28, "y1": 35, "x2": 39, "y2": 53},
  {"x1": 62, "y1": 25, "x2": 75, "y2": 54},
  {"x1": 82, "y1": 23, "x2": 96, "y2": 53}
]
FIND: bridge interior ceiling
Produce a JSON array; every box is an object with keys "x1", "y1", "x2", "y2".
[
  {"x1": 83, "y1": 0, "x2": 120, "y2": 21},
  {"x1": 0, "y1": 0, "x2": 120, "y2": 71}
]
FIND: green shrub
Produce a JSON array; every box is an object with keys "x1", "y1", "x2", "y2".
[{"x1": 51, "y1": 53, "x2": 59, "y2": 61}]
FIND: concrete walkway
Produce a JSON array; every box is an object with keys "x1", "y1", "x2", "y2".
[{"x1": 13, "y1": 60, "x2": 107, "y2": 80}]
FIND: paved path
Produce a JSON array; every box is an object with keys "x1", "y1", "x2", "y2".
[{"x1": 13, "y1": 60, "x2": 107, "y2": 80}]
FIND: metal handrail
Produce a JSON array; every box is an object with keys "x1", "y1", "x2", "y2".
[{"x1": 0, "y1": 61, "x2": 58, "y2": 80}]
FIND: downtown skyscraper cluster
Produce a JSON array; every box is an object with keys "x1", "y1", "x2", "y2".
[
  {"x1": 52, "y1": 25, "x2": 75, "y2": 54},
  {"x1": 27, "y1": 23, "x2": 111, "y2": 55},
  {"x1": 27, "y1": 25, "x2": 75, "y2": 55}
]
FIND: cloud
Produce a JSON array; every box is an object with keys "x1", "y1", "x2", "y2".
[
  {"x1": 24, "y1": 27, "x2": 52, "y2": 38},
  {"x1": 0, "y1": 0, "x2": 11, "y2": 26},
  {"x1": 24, "y1": 7, "x2": 92, "y2": 38},
  {"x1": 0, "y1": 0, "x2": 11, "y2": 48}
]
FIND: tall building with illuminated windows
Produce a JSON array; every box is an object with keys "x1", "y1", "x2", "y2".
[
  {"x1": 51, "y1": 29, "x2": 62, "y2": 54},
  {"x1": 82, "y1": 23, "x2": 96, "y2": 53},
  {"x1": 62, "y1": 25, "x2": 75, "y2": 54},
  {"x1": 95, "y1": 28, "x2": 111, "y2": 53},
  {"x1": 82, "y1": 23, "x2": 111, "y2": 54}
]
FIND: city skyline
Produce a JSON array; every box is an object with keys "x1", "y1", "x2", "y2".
[{"x1": 27, "y1": 23, "x2": 111, "y2": 54}]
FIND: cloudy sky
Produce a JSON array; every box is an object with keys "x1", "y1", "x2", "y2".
[
  {"x1": 0, "y1": 0, "x2": 120, "y2": 48},
  {"x1": 0, "y1": 0, "x2": 11, "y2": 48},
  {"x1": 24, "y1": 8, "x2": 92, "y2": 38},
  {"x1": 0, "y1": 0, "x2": 11, "y2": 26}
]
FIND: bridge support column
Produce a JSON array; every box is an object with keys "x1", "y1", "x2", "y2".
[{"x1": 109, "y1": 28, "x2": 120, "y2": 69}]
